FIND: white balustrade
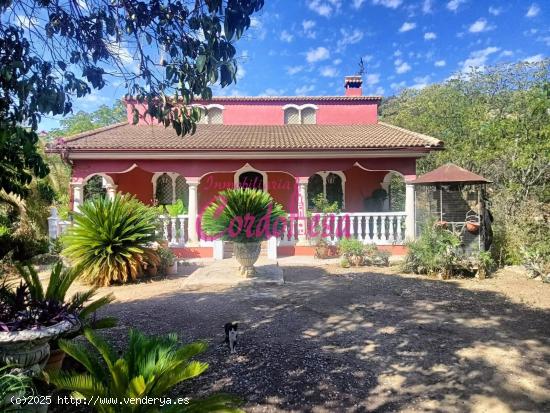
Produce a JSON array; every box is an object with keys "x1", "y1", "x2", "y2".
[{"x1": 157, "y1": 215, "x2": 189, "y2": 246}]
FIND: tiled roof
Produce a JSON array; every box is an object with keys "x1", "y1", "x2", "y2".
[
  {"x1": 126, "y1": 95, "x2": 382, "y2": 103},
  {"x1": 49, "y1": 122, "x2": 443, "y2": 152}
]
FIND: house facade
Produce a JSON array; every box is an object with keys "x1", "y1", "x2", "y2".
[{"x1": 48, "y1": 76, "x2": 443, "y2": 258}]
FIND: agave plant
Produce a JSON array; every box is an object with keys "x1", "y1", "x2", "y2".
[
  {"x1": 49, "y1": 329, "x2": 243, "y2": 413},
  {"x1": 201, "y1": 188, "x2": 286, "y2": 243},
  {"x1": 63, "y1": 194, "x2": 160, "y2": 286},
  {"x1": 0, "y1": 365, "x2": 35, "y2": 411},
  {"x1": 16, "y1": 261, "x2": 116, "y2": 334}
]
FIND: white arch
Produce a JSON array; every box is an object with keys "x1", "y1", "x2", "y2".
[
  {"x1": 381, "y1": 171, "x2": 405, "y2": 211},
  {"x1": 282, "y1": 103, "x2": 318, "y2": 110},
  {"x1": 310, "y1": 170, "x2": 346, "y2": 209},
  {"x1": 233, "y1": 163, "x2": 268, "y2": 191},
  {"x1": 205, "y1": 103, "x2": 225, "y2": 110},
  {"x1": 83, "y1": 173, "x2": 114, "y2": 186}
]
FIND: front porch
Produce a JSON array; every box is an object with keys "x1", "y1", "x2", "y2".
[{"x1": 50, "y1": 157, "x2": 417, "y2": 258}]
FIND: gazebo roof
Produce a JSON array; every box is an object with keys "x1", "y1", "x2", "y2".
[{"x1": 411, "y1": 163, "x2": 492, "y2": 185}]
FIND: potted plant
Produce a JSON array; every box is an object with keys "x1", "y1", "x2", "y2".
[
  {"x1": 338, "y1": 238, "x2": 365, "y2": 267},
  {"x1": 202, "y1": 188, "x2": 286, "y2": 277},
  {"x1": 15, "y1": 262, "x2": 116, "y2": 373},
  {"x1": 158, "y1": 247, "x2": 177, "y2": 275},
  {"x1": 0, "y1": 280, "x2": 80, "y2": 375}
]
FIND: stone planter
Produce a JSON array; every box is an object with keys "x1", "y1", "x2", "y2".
[
  {"x1": 0, "y1": 316, "x2": 80, "y2": 376},
  {"x1": 233, "y1": 242, "x2": 261, "y2": 277}
]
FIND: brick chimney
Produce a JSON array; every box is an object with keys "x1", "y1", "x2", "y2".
[{"x1": 344, "y1": 75, "x2": 363, "y2": 96}]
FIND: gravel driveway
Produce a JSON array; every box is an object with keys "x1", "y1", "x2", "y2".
[{"x1": 85, "y1": 263, "x2": 550, "y2": 412}]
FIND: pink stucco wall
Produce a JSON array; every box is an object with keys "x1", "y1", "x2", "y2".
[
  {"x1": 113, "y1": 167, "x2": 154, "y2": 204},
  {"x1": 344, "y1": 166, "x2": 387, "y2": 212},
  {"x1": 125, "y1": 99, "x2": 379, "y2": 126}
]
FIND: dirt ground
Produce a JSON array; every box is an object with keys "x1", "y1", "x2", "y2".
[{"x1": 66, "y1": 262, "x2": 550, "y2": 412}]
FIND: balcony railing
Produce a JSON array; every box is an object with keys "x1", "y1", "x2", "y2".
[{"x1": 279, "y1": 212, "x2": 407, "y2": 245}]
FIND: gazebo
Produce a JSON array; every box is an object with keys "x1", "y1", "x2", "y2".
[{"x1": 411, "y1": 163, "x2": 493, "y2": 253}]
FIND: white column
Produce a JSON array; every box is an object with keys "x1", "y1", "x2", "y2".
[
  {"x1": 186, "y1": 177, "x2": 200, "y2": 245},
  {"x1": 267, "y1": 235, "x2": 278, "y2": 260},
  {"x1": 213, "y1": 239, "x2": 224, "y2": 260},
  {"x1": 106, "y1": 184, "x2": 117, "y2": 201},
  {"x1": 405, "y1": 183, "x2": 415, "y2": 241},
  {"x1": 296, "y1": 177, "x2": 308, "y2": 245},
  {"x1": 47, "y1": 207, "x2": 59, "y2": 240},
  {"x1": 71, "y1": 180, "x2": 84, "y2": 212}
]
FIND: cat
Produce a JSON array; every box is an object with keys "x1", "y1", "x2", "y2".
[{"x1": 224, "y1": 322, "x2": 238, "y2": 354}]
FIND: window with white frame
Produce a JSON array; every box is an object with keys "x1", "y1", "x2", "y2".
[
  {"x1": 283, "y1": 104, "x2": 318, "y2": 124},
  {"x1": 307, "y1": 171, "x2": 345, "y2": 210},
  {"x1": 196, "y1": 105, "x2": 224, "y2": 124}
]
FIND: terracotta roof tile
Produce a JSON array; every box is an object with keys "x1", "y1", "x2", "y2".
[{"x1": 49, "y1": 122, "x2": 443, "y2": 152}]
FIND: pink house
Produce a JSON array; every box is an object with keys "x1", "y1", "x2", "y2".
[{"x1": 48, "y1": 76, "x2": 442, "y2": 258}]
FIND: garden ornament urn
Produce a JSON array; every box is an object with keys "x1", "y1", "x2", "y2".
[
  {"x1": 0, "y1": 316, "x2": 80, "y2": 376},
  {"x1": 233, "y1": 241, "x2": 261, "y2": 277}
]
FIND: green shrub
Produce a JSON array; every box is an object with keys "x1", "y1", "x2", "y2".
[
  {"x1": 201, "y1": 188, "x2": 286, "y2": 243},
  {"x1": 0, "y1": 365, "x2": 35, "y2": 411},
  {"x1": 15, "y1": 261, "x2": 116, "y2": 343},
  {"x1": 363, "y1": 244, "x2": 390, "y2": 266},
  {"x1": 404, "y1": 221, "x2": 462, "y2": 276},
  {"x1": 340, "y1": 256, "x2": 350, "y2": 268},
  {"x1": 338, "y1": 238, "x2": 364, "y2": 257},
  {"x1": 165, "y1": 199, "x2": 187, "y2": 217},
  {"x1": 49, "y1": 329, "x2": 243, "y2": 412},
  {"x1": 311, "y1": 193, "x2": 340, "y2": 213},
  {"x1": 62, "y1": 194, "x2": 159, "y2": 286},
  {"x1": 158, "y1": 247, "x2": 176, "y2": 275}
]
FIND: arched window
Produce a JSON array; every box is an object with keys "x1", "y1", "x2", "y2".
[
  {"x1": 208, "y1": 107, "x2": 223, "y2": 124},
  {"x1": 83, "y1": 175, "x2": 106, "y2": 201},
  {"x1": 326, "y1": 173, "x2": 343, "y2": 208},
  {"x1": 155, "y1": 173, "x2": 173, "y2": 205},
  {"x1": 239, "y1": 171, "x2": 264, "y2": 190},
  {"x1": 197, "y1": 108, "x2": 208, "y2": 124},
  {"x1": 175, "y1": 176, "x2": 188, "y2": 206},
  {"x1": 302, "y1": 107, "x2": 316, "y2": 124},
  {"x1": 307, "y1": 174, "x2": 323, "y2": 209},
  {"x1": 284, "y1": 107, "x2": 300, "y2": 124}
]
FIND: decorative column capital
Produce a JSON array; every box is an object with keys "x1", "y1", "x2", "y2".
[
  {"x1": 185, "y1": 177, "x2": 201, "y2": 186},
  {"x1": 296, "y1": 177, "x2": 309, "y2": 185}
]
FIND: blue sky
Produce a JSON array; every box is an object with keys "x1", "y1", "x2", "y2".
[{"x1": 40, "y1": 0, "x2": 548, "y2": 131}]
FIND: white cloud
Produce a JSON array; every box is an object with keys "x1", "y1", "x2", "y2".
[
  {"x1": 422, "y1": 0, "x2": 433, "y2": 14},
  {"x1": 15, "y1": 15, "x2": 37, "y2": 29},
  {"x1": 500, "y1": 50, "x2": 514, "y2": 57},
  {"x1": 523, "y1": 54, "x2": 544, "y2": 63},
  {"x1": 308, "y1": 0, "x2": 342, "y2": 17},
  {"x1": 399, "y1": 22, "x2": 417, "y2": 33},
  {"x1": 286, "y1": 65, "x2": 304, "y2": 75},
  {"x1": 250, "y1": 17, "x2": 266, "y2": 40},
  {"x1": 261, "y1": 88, "x2": 285, "y2": 96},
  {"x1": 373, "y1": 86, "x2": 385, "y2": 95},
  {"x1": 461, "y1": 46, "x2": 500, "y2": 71},
  {"x1": 333, "y1": 58, "x2": 342, "y2": 65},
  {"x1": 434, "y1": 59, "x2": 446, "y2": 67},
  {"x1": 372, "y1": 0, "x2": 402, "y2": 9},
  {"x1": 395, "y1": 61, "x2": 411, "y2": 74},
  {"x1": 365, "y1": 73, "x2": 380, "y2": 85},
  {"x1": 390, "y1": 81, "x2": 407, "y2": 90},
  {"x1": 302, "y1": 20, "x2": 317, "y2": 39},
  {"x1": 306, "y1": 46, "x2": 330, "y2": 63},
  {"x1": 526, "y1": 3, "x2": 540, "y2": 18},
  {"x1": 236, "y1": 65, "x2": 246, "y2": 80},
  {"x1": 337, "y1": 28, "x2": 364, "y2": 51},
  {"x1": 352, "y1": 0, "x2": 366, "y2": 8},
  {"x1": 295, "y1": 85, "x2": 315, "y2": 95},
  {"x1": 488, "y1": 6, "x2": 502, "y2": 16},
  {"x1": 424, "y1": 32, "x2": 437, "y2": 40},
  {"x1": 280, "y1": 30, "x2": 294, "y2": 43},
  {"x1": 468, "y1": 18, "x2": 494, "y2": 33},
  {"x1": 411, "y1": 75, "x2": 431, "y2": 89},
  {"x1": 320, "y1": 66, "x2": 339, "y2": 77},
  {"x1": 447, "y1": 0, "x2": 466, "y2": 12}
]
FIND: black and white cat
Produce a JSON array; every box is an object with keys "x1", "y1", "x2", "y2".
[{"x1": 224, "y1": 322, "x2": 238, "y2": 354}]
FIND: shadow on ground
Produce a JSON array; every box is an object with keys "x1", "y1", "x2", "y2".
[{"x1": 96, "y1": 266, "x2": 550, "y2": 412}]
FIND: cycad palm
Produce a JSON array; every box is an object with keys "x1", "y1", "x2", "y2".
[
  {"x1": 49, "y1": 329, "x2": 242, "y2": 413},
  {"x1": 63, "y1": 194, "x2": 159, "y2": 286}
]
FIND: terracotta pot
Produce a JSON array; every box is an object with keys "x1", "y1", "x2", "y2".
[
  {"x1": 44, "y1": 348, "x2": 65, "y2": 373},
  {"x1": 466, "y1": 221, "x2": 480, "y2": 234},
  {"x1": 233, "y1": 242, "x2": 261, "y2": 277}
]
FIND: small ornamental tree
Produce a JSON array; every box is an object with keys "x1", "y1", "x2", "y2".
[{"x1": 0, "y1": 0, "x2": 264, "y2": 197}]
